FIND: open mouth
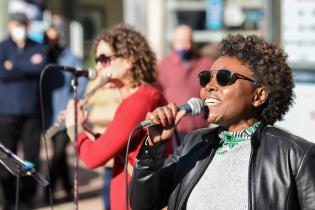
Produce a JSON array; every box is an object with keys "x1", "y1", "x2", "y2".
[{"x1": 204, "y1": 98, "x2": 221, "y2": 106}]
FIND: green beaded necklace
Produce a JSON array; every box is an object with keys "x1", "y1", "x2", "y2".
[{"x1": 216, "y1": 122, "x2": 260, "y2": 155}]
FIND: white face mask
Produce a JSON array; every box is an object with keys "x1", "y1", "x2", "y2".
[{"x1": 10, "y1": 27, "x2": 26, "y2": 41}]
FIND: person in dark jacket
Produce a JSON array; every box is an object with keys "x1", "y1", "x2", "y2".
[
  {"x1": 0, "y1": 12, "x2": 47, "y2": 210},
  {"x1": 130, "y1": 34, "x2": 315, "y2": 210}
]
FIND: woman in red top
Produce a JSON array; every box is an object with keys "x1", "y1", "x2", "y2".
[{"x1": 64, "y1": 24, "x2": 168, "y2": 210}]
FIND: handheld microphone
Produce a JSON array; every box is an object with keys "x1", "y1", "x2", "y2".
[
  {"x1": 136, "y1": 97, "x2": 204, "y2": 129},
  {"x1": 57, "y1": 65, "x2": 97, "y2": 80}
]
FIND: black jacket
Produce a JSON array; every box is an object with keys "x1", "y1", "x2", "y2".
[{"x1": 130, "y1": 124, "x2": 315, "y2": 210}]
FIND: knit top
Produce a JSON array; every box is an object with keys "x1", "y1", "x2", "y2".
[{"x1": 186, "y1": 123, "x2": 260, "y2": 209}]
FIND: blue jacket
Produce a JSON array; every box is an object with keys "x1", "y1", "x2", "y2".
[{"x1": 0, "y1": 37, "x2": 48, "y2": 116}]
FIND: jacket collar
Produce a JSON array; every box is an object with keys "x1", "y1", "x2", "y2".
[
  {"x1": 250, "y1": 122, "x2": 266, "y2": 149},
  {"x1": 201, "y1": 123, "x2": 266, "y2": 150},
  {"x1": 198, "y1": 126, "x2": 221, "y2": 146}
]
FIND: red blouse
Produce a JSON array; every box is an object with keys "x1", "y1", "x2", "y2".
[{"x1": 77, "y1": 85, "x2": 167, "y2": 210}]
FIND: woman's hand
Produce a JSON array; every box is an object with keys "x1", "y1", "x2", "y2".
[
  {"x1": 146, "y1": 103, "x2": 186, "y2": 145},
  {"x1": 63, "y1": 99, "x2": 88, "y2": 128}
]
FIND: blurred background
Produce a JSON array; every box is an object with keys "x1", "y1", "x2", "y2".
[{"x1": 0, "y1": 0, "x2": 314, "y2": 209}]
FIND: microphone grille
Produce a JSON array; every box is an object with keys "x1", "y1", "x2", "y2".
[
  {"x1": 187, "y1": 97, "x2": 204, "y2": 116},
  {"x1": 88, "y1": 69, "x2": 97, "y2": 80}
]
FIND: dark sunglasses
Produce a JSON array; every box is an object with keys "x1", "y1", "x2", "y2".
[
  {"x1": 198, "y1": 69, "x2": 255, "y2": 87},
  {"x1": 95, "y1": 54, "x2": 118, "y2": 65}
]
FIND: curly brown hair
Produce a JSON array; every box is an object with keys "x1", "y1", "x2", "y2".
[
  {"x1": 219, "y1": 34, "x2": 294, "y2": 125},
  {"x1": 92, "y1": 24, "x2": 157, "y2": 86}
]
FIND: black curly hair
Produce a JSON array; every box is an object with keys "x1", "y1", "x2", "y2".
[
  {"x1": 92, "y1": 24, "x2": 157, "y2": 87},
  {"x1": 219, "y1": 34, "x2": 294, "y2": 125}
]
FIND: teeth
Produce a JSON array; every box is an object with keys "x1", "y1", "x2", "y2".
[{"x1": 205, "y1": 98, "x2": 221, "y2": 105}]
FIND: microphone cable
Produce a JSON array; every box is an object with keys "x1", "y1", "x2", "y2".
[
  {"x1": 39, "y1": 64, "x2": 58, "y2": 210},
  {"x1": 124, "y1": 126, "x2": 142, "y2": 210}
]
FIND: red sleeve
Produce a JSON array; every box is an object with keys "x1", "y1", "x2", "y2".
[{"x1": 76, "y1": 87, "x2": 164, "y2": 169}]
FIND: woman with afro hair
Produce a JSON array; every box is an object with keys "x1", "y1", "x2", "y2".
[{"x1": 130, "y1": 34, "x2": 315, "y2": 210}]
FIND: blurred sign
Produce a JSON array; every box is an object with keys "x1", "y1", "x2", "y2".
[
  {"x1": 276, "y1": 70, "x2": 315, "y2": 143},
  {"x1": 123, "y1": 0, "x2": 147, "y2": 35},
  {"x1": 70, "y1": 21, "x2": 83, "y2": 59},
  {"x1": 282, "y1": 0, "x2": 315, "y2": 66}
]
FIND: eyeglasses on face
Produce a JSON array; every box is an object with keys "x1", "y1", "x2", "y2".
[
  {"x1": 95, "y1": 54, "x2": 118, "y2": 65},
  {"x1": 198, "y1": 69, "x2": 255, "y2": 87}
]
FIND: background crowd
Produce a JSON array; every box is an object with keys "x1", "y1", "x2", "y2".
[{"x1": 0, "y1": 9, "x2": 214, "y2": 210}]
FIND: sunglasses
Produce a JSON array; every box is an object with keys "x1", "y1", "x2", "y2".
[
  {"x1": 198, "y1": 69, "x2": 255, "y2": 87},
  {"x1": 95, "y1": 54, "x2": 118, "y2": 65}
]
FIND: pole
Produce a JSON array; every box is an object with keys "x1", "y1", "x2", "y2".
[{"x1": 71, "y1": 77, "x2": 79, "y2": 210}]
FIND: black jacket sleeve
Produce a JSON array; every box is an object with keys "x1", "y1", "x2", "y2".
[{"x1": 130, "y1": 138, "x2": 183, "y2": 210}]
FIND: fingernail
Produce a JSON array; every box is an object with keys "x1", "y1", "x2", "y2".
[{"x1": 154, "y1": 119, "x2": 161, "y2": 124}]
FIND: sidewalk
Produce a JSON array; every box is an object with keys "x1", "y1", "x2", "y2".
[{"x1": 34, "y1": 165, "x2": 104, "y2": 210}]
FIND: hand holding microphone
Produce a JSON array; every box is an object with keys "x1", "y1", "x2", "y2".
[{"x1": 142, "y1": 98, "x2": 204, "y2": 145}]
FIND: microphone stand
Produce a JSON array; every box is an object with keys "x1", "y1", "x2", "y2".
[
  {"x1": 0, "y1": 143, "x2": 50, "y2": 188},
  {"x1": 70, "y1": 76, "x2": 80, "y2": 210},
  {"x1": 0, "y1": 142, "x2": 49, "y2": 210},
  {"x1": 39, "y1": 64, "x2": 91, "y2": 210}
]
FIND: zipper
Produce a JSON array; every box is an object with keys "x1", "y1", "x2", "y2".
[
  {"x1": 248, "y1": 140, "x2": 258, "y2": 210},
  {"x1": 248, "y1": 125, "x2": 261, "y2": 210},
  {"x1": 177, "y1": 148, "x2": 216, "y2": 210},
  {"x1": 248, "y1": 147, "x2": 253, "y2": 210}
]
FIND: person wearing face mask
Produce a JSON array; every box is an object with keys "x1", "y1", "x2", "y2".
[
  {"x1": 157, "y1": 24, "x2": 214, "y2": 146},
  {"x1": 130, "y1": 34, "x2": 315, "y2": 209},
  {"x1": 42, "y1": 26, "x2": 87, "y2": 202},
  {"x1": 0, "y1": 12, "x2": 47, "y2": 210}
]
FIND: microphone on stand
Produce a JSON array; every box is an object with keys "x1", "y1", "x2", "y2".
[
  {"x1": 135, "y1": 97, "x2": 204, "y2": 129},
  {"x1": 56, "y1": 65, "x2": 97, "y2": 80}
]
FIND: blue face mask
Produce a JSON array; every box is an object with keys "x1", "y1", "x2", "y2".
[{"x1": 175, "y1": 49, "x2": 192, "y2": 60}]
